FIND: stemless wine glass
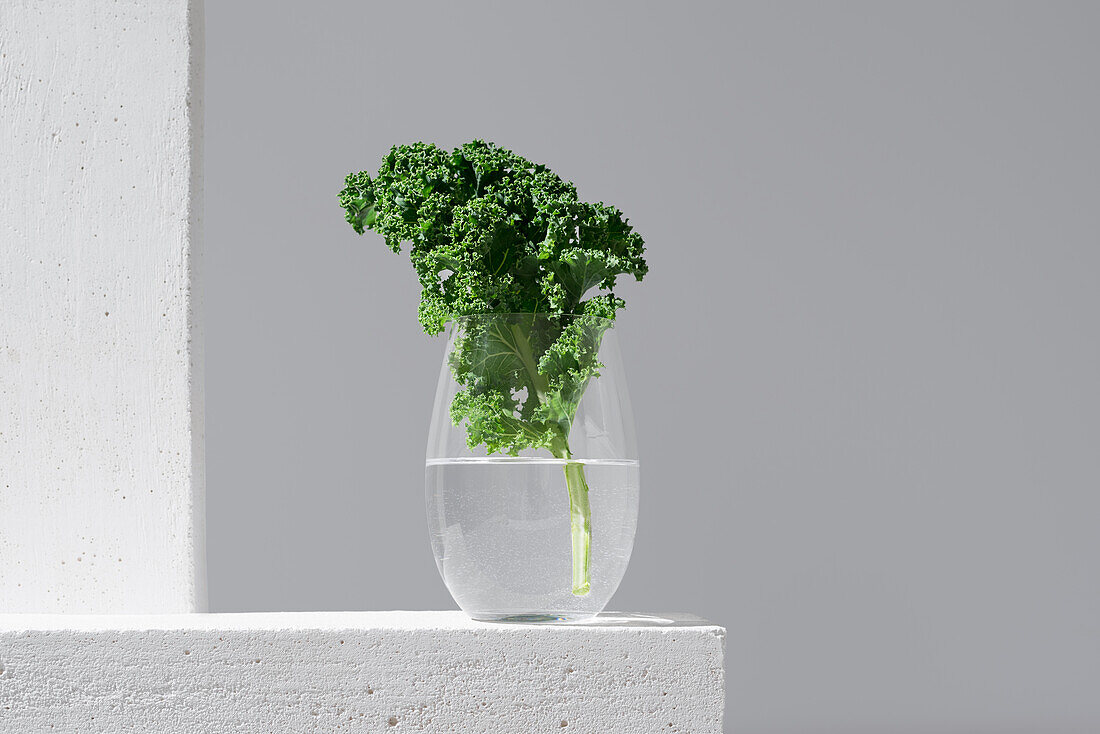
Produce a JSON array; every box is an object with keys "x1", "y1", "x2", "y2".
[{"x1": 425, "y1": 313, "x2": 639, "y2": 623}]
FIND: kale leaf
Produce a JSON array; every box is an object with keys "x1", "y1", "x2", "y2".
[{"x1": 339, "y1": 140, "x2": 647, "y2": 458}]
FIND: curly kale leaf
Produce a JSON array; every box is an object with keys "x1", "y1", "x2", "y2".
[{"x1": 339, "y1": 141, "x2": 646, "y2": 456}]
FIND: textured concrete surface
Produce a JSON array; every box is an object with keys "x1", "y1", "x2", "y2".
[
  {"x1": 0, "y1": 611, "x2": 724, "y2": 733},
  {"x1": 0, "y1": 1, "x2": 205, "y2": 612}
]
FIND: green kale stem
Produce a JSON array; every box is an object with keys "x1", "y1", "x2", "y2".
[
  {"x1": 549, "y1": 433, "x2": 591, "y2": 596},
  {"x1": 560, "y1": 457, "x2": 592, "y2": 596}
]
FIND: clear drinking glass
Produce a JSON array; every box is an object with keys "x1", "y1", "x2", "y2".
[{"x1": 426, "y1": 314, "x2": 639, "y2": 622}]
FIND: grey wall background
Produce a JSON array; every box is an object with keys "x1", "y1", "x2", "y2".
[{"x1": 205, "y1": 2, "x2": 1100, "y2": 732}]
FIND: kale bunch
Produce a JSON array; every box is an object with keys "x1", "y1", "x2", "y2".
[{"x1": 339, "y1": 140, "x2": 647, "y2": 458}]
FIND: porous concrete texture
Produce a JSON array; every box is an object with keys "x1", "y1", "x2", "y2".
[
  {"x1": 0, "y1": 1, "x2": 205, "y2": 611},
  {"x1": 0, "y1": 611, "x2": 724, "y2": 733}
]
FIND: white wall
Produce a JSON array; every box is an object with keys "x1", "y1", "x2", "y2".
[{"x1": 0, "y1": 0, "x2": 205, "y2": 613}]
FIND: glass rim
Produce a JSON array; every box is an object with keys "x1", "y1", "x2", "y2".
[{"x1": 449, "y1": 312, "x2": 614, "y2": 326}]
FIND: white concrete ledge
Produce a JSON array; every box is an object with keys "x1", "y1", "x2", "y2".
[{"x1": 0, "y1": 611, "x2": 724, "y2": 733}]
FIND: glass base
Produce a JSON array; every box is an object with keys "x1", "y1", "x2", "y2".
[{"x1": 468, "y1": 611, "x2": 599, "y2": 624}]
